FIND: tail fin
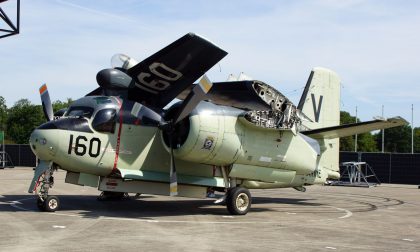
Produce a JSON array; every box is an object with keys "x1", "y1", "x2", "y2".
[
  {"x1": 298, "y1": 67, "x2": 341, "y2": 130},
  {"x1": 298, "y1": 67, "x2": 341, "y2": 179}
]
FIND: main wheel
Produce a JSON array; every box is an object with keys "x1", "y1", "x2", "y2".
[
  {"x1": 97, "y1": 191, "x2": 126, "y2": 201},
  {"x1": 43, "y1": 195, "x2": 60, "y2": 212},
  {"x1": 226, "y1": 187, "x2": 251, "y2": 215},
  {"x1": 37, "y1": 198, "x2": 45, "y2": 211}
]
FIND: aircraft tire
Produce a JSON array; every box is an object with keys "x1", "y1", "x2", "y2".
[
  {"x1": 98, "y1": 191, "x2": 126, "y2": 201},
  {"x1": 43, "y1": 195, "x2": 60, "y2": 212},
  {"x1": 37, "y1": 198, "x2": 45, "y2": 211},
  {"x1": 226, "y1": 187, "x2": 251, "y2": 215}
]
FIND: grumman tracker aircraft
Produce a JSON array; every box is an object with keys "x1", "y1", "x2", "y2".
[{"x1": 28, "y1": 33, "x2": 406, "y2": 215}]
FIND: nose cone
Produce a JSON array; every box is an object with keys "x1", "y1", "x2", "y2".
[{"x1": 29, "y1": 128, "x2": 60, "y2": 161}]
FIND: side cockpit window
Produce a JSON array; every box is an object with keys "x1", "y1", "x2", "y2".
[{"x1": 92, "y1": 109, "x2": 117, "y2": 133}]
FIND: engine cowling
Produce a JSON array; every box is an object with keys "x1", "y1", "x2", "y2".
[
  {"x1": 162, "y1": 102, "x2": 318, "y2": 175},
  {"x1": 162, "y1": 103, "x2": 243, "y2": 165}
]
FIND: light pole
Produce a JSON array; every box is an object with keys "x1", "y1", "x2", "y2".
[
  {"x1": 382, "y1": 105, "x2": 385, "y2": 153},
  {"x1": 355, "y1": 106, "x2": 358, "y2": 152},
  {"x1": 412, "y1": 104, "x2": 414, "y2": 154}
]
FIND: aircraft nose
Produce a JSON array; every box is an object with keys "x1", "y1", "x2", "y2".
[{"x1": 29, "y1": 128, "x2": 59, "y2": 161}]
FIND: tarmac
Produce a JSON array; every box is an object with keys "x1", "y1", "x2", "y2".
[{"x1": 1, "y1": 167, "x2": 420, "y2": 252}]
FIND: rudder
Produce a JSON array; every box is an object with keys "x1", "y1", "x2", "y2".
[
  {"x1": 298, "y1": 67, "x2": 341, "y2": 130},
  {"x1": 298, "y1": 67, "x2": 341, "y2": 178}
]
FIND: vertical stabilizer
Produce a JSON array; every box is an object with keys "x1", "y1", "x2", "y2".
[
  {"x1": 298, "y1": 67, "x2": 341, "y2": 177},
  {"x1": 298, "y1": 67, "x2": 341, "y2": 130}
]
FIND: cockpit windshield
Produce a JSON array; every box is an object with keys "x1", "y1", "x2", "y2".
[{"x1": 65, "y1": 106, "x2": 94, "y2": 118}]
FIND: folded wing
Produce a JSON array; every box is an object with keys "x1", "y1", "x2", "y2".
[
  {"x1": 302, "y1": 117, "x2": 407, "y2": 139},
  {"x1": 126, "y1": 33, "x2": 227, "y2": 109}
]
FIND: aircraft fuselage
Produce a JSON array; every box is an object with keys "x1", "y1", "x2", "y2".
[{"x1": 30, "y1": 96, "x2": 331, "y2": 195}]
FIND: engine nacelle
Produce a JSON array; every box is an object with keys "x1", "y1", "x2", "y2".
[
  {"x1": 162, "y1": 103, "x2": 243, "y2": 166},
  {"x1": 162, "y1": 102, "x2": 319, "y2": 175}
]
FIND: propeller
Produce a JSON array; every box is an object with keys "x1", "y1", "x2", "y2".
[
  {"x1": 165, "y1": 75, "x2": 214, "y2": 196},
  {"x1": 39, "y1": 84, "x2": 54, "y2": 122},
  {"x1": 131, "y1": 75, "x2": 214, "y2": 196},
  {"x1": 171, "y1": 75, "x2": 213, "y2": 124}
]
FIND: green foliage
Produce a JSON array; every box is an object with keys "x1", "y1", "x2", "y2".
[
  {"x1": 52, "y1": 98, "x2": 72, "y2": 113},
  {"x1": 339, "y1": 111, "x2": 378, "y2": 152},
  {"x1": 6, "y1": 99, "x2": 45, "y2": 144},
  {"x1": 374, "y1": 125, "x2": 412, "y2": 153},
  {"x1": 414, "y1": 128, "x2": 420, "y2": 153},
  {"x1": 0, "y1": 96, "x2": 7, "y2": 132},
  {"x1": 339, "y1": 111, "x2": 355, "y2": 151},
  {"x1": 357, "y1": 133, "x2": 378, "y2": 152},
  {"x1": 1, "y1": 98, "x2": 72, "y2": 144}
]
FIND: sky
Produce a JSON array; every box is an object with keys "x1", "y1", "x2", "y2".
[{"x1": 1, "y1": 0, "x2": 420, "y2": 126}]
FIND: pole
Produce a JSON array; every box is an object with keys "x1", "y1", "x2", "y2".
[
  {"x1": 382, "y1": 105, "x2": 385, "y2": 153},
  {"x1": 1, "y1": 131, "x2": 4, "y2": 168},
  {"x1": 412, "y1": 104, "x2": 414, "y2": 154},
  {"x1": 355, "y1": 106, "x2": 358, "y2": 152}
]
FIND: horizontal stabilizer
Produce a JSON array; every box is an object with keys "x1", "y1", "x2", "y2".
[{"x1": 302, "y1": 117, "x2": 407, "y2": 139}]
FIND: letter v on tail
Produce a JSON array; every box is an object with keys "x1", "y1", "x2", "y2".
[{"x1": 311, "y1": 93, "x2": 323, "y2": 122}]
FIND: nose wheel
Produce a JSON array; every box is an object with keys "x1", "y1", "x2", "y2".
[{"x1": 37, "y1": 195, "x2": 60, "y2": 212}]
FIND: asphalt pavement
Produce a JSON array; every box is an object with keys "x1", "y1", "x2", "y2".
[{"x1": 1, "y1": 167, "x2": 420, "y2": 252}]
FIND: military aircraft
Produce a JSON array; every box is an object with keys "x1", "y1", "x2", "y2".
[{"x1": 28, "y1": 33, "x2": 406, "y2": 215}]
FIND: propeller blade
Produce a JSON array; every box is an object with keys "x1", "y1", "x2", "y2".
[
  {"x1": 39, "y1": 84, "x2": 54, "y2": 121},
  {"x1": 130, "y1": 102, "x2": 163, "y2": 126},
  {"x1": 172, "y1": 75, "x2": 214, "y2": 124},
  {"x1": 169, "y1": 137, "x2": 178, "y2": 196}
]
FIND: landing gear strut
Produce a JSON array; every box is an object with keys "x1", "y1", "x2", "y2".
[
  {"x1": 36, "y1": 165, "x2": 60, "y2": 212},
  {"x1": 226, "y1": 187, "x2": 252, "y2": 215}
]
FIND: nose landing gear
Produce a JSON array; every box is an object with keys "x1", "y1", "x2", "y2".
[{"x1": 35, "y1": 165, "x2": 60, "y2": 212}]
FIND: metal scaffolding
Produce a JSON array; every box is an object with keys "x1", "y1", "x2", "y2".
[
  {"x1": 331, "y1": 161, "x2": 381, "y2": 187},
  {"x1": 0, "y1": 0, "x2": 20, "y2": 39}
]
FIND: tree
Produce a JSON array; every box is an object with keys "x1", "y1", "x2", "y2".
[
  {"x1": 52, "y1": 98, "x2": 72, "y2": 113},
  {"x1": 339, "y1": 111, "x2": 354, "y2": 151},
  {"x1": 6, "y1": 99, "x2": 45, "y2": 144},
  {"x1": 0, "y1": 96, "x2": 7, "y2": 132},
  {"x1": 357, "y1": 133, "x2": 378, "y2": 152},
  {"x1": 375, "y1": 125, "x2": 412, "y2": 153},
  {"x1": 414, "y1": 128, "x2": 420, "y2": 153},
  {"x1": 340, "y1": 111, "x2": 378, "y2": 152}
]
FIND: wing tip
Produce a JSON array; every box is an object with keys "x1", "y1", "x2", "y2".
[{"x1": 388, "y1": 116, "x2": 409, "y2": 125}]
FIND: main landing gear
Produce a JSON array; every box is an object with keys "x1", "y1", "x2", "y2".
[
  {"x1": 225, "y1": 187, "x2": 252, "y2": 215},
  {"x1": 36, "y1": 166, "x2": 60, "y2": 212},
  {"x1": 97, "y1": 191, "x2": 129, "y2": 201}
]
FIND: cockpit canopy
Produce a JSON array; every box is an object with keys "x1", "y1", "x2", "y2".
[
  {"x1": 62, "y1": 96, "x2": 120, "y2": 133},
  {"x1": 65, "y1": 106, "x2": 94, "y2": 118},
  {"x1": 111, "y1": 53, "x2": 139, "y2": 70}
]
